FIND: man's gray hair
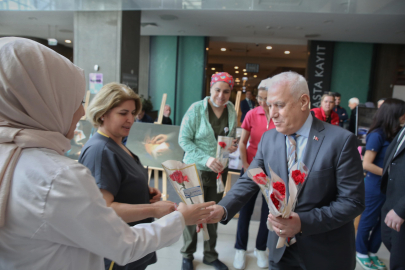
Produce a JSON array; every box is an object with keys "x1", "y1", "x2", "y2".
[
  {"x1": 349, "y1": 97, "x2": 359, "y2": 105},
  {"x1": 267, "y1": 71, "x2": 309, "y2": 99}
]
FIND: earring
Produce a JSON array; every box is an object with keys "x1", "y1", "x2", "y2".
[{"x1": 101, "y1": 118, "x2": 104, "y2": 121}]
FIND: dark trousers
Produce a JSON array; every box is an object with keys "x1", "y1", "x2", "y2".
[
  {"x1": 382, "y1": 217, "x2": 405, "y2": 269},
  {"x1": 181, "y1": 184, "x2": 224, "y2": 262},
  {"x1": 355, "y1": 179, "x2": 386, "y2": 254},
  {"x1": 270, "y1": 244, "x2": 307, "y2": 270},
  {"x1": 235, "y1": 169, "x2": 269, "y2": 251}
]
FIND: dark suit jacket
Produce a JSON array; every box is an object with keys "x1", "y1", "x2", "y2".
[
  {"x1": 381, "y1": 128, "x2": 405, "y2": 221},
  {"x1": 219, "y1": 117, "x2": 365, "y2": 270},
  {"x1": 240, "y1": 99, "x2": 252, "y2": 123}
]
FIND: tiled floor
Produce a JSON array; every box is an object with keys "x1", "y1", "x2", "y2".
[
  {"x1": 149, "y1": 175, "x2": 390, "y2": 270},
  {"x1": 147, "y1": 218, "x2": 390, "y2": 270}
]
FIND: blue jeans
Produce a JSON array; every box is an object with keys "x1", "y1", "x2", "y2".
[
  {"x1": 235, "y1": 168, "x2": 269, "y2": 251},
  {"x1": 355, "y1": 177, "x2": 386, "y2": 254}
]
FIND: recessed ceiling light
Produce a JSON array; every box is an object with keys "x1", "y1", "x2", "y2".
[
  {"x1": 234, "y1": 66, "x2": 238, "y2": 69},
  {"x1": 244, "y1": 73, "x2": 247, "y2": 75},
  {"x1": 243, "y1": 69, "x2": 246, "y2": 72},
  {"x1": 141, "y1": 22, "x2": 158, "y2": 28},
  {"x1": 65, "y1": 40, "x2": 72, "y2": 44},
  {"x1": 266, "y1": 46, "x2": 272, "y2": 50},
  {"x1": 211, "y1": 67, "x2": 215, "y2": 70},
  {"x1": 284, "y1": 51, "x2": 290, "y2": 54},
  {"x1": 254, "y1": 75, "x2": 257, "y2": 78},
  {"x1": 235, "y1": 71, "x2": 239, "y2": 73},
  {"x1": 237, "y1": 83, "x2": 240, "y2": 85},
  {"x1": 206, "y1": 47, "x2": 209, "y2": 51},
  {"x1": 221, "y1": 48, "x2": 226, "y2": 51}
]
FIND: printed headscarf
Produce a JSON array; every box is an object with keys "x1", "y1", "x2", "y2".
[{"x1": 210, "y1": 72, "x2": 234, "y2": 89}]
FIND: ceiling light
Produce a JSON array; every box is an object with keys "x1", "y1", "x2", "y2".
[
  {"x1": 211, "y1": 67, "x2": 215, "y2": 70},
  {"x1": 244, "y1": 73, "x2": 247, "y2": 75},
  {"x1": 235, "y1": 71, "x2": 239, "y2": 74},
  {"x1": 254, "y1": 75, "x2": 257, "y2": 78},
  {"x1": 206, "y1": 47, "x2": 209, "y2": 51},
  {"x1": 141, "y1": 23, "x2": 158, "y2": 28},
  {"x1": 266, "y1": 46, "x2": 272, "y2": 50},
  {"x1": 221, "y1": 48, "x2": 226, "y2": 51},
  {"x1": 237, "y1": 83, "x2": 240, "y2": 85},
  {"x1": 284, "y1": 51, "x2": 290, "y2": 54},
  {"x1": 65, "y1": 40, "x2": 72, "y2": 44},
  {"x1": 234, "y1": 66, "x2": 238, "y2": 69},
  {"x1": 243, "y1": 69, "x2": 246, "y2": 72},
  {"x1": 216, "y1": 72, "x2": 219, "y2": 74}
]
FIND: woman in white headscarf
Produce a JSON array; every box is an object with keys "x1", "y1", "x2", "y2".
[{"x1": 0, "y1": 37, "x2": 213, "y2": 270}]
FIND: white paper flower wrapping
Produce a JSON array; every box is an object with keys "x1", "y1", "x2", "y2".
[
  {"x1": 215, "y1": 136, "x2": 234, "y2": 193},
  {"x1": 162, "y1": 160, "x2": 209, "y2": 241}
]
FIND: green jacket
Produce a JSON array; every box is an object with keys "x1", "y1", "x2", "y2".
[{"x1": 179, "y1": 97, "x2": 237, "y2": 171}]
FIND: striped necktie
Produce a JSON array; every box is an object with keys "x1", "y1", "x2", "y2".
[{"x1": 287, "y1": 133, "x2": 300, "y2": 173}]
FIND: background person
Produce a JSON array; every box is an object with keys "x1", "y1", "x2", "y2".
[
  {"x1": 233, "y1": 80, "x2": 274, "y2": 270},
  {"x1": 136, "y1": 98, "x2": 154, "y2": 123},
  {"x1": 311, "y1": 93, "x2": 340, "y2": 126},
  {"x1": 206, "y1": 71, "x2": 365, "y2": 270},
  {"x1": 348, "y1": 97, "x2": 360, "y2": 133},
  {"x1": 333, "y1": 92, "x2": 348, "y2": 127},
  {"x1": 380, "y1": 108, "x2": 405, "y2": 269},
  {"x1": 355, "y1": 98, "x2": 405, "y2": 270},
  {"x1": 240, "y1": 90, "x2": 254, "y2": 123},
  {"x1": 0, "y1": 37, "x2": 214, "y2": 270},
  {"x1": 179, "y1": 72, "x2": 238, "y2": 270},
  {"x1": 79, "y1": 83, "x2": 178, "y2": 270},
  {"x1": 377, "y1": 99, "x2": 386, "y2": 109}
]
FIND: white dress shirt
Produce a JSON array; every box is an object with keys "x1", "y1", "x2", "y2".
[
  {"x1": 285, "y1": 113, "x2": 313, "y2": 167},
  {"x1": 0, "y1": 148, "x2": 185, "y2": 270}
]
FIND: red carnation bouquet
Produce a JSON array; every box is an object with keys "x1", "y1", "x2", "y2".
[
  {"x1": 162, "y1": 160, "x2": 210, "y2": 241},
  {"x1": 248, "y1": 161, "x2": 308, "y2": 249},
  {"x1": 247, "y1": 167, "x2": 287, "y2": 218},
  {"x1": 215, "y1": 136, "x2": 234, "y2": 194}
]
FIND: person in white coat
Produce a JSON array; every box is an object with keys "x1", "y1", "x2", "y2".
[{"x1": 0, "y1": 37, "x2": 214, "y2": 270}]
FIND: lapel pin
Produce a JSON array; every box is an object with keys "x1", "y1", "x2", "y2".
[{"x1": 313, "y1": 136, "x2": 319, "y2": 141}]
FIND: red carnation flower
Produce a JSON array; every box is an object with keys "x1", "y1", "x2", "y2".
[
  {"x1": 252, "y1": 172, "x2": 267, "y2": 185},
  {"x1": 270, "y1": 181, "x2": 286, "y2": 211},
  {"x1": 291, "y1": 170, "x2": 306, "y2": 185},
  {"x1": 273, "y1": 182, "x2": 286, "y2": 197},
  {"x1": 218, "y1": 142, "x2": 227, "y2": 149},
  {"x1": 170, "y1": 170, "x2": 189, "y2": 185},
  {"x1": 270, "y1": 193, "x2": 280, "y2": 210}
]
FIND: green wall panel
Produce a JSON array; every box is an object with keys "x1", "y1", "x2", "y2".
[
  {"x1": 149, "y1": 36, "x2": 177, "y2": 114},
  {"x1": 330, "y1": 42, "x2": 374, "y2": 113},
  {"x1": 149, "y1": 36, "x2": 206, "y2": 125},
  {"x1": 175, "y1": 36, "x2": 206, "y2": 125}
]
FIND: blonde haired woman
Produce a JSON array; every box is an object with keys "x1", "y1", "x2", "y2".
[
  {"x1": 0, "y1": 37, "x2": 213, "y2": 270},
  {"x1": 80, "y1": 83, "x2": 178, "y2": 270}
]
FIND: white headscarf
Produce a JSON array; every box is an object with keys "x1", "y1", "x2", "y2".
[{"x1": 0, "y1": 37, "x2": 85, "y2": 227}]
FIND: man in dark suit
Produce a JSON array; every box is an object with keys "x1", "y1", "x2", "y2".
[
  {"x1": 206, "y1": 71, "x2": 365, "y2": 270},
  {"x1": 381, "y1": 127, "x2": 405, "y2": 269},
  {"x1": 240, "y1": 91, "x2": 254, "y2": 123}
]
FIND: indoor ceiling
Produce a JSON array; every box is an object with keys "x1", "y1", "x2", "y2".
[{"x1": 0, "y1": 0, "x2": 404, "y2": 48}]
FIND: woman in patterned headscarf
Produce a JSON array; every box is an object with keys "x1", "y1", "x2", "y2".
[{"x1": 179, "y1": 72, "x2": 238, "y2": 270}]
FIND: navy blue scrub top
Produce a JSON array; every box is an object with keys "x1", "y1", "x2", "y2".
[
  {"x1": 78, "y1": 131, "x2": 156, "y2": 269},
  {"x1": 365, "y1": 129, "x2": 390, "y2": 193}
]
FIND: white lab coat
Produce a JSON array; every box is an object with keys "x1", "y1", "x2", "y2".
[{"x1": 0, "y1": 148, "x2": 185, "y2": 270}]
